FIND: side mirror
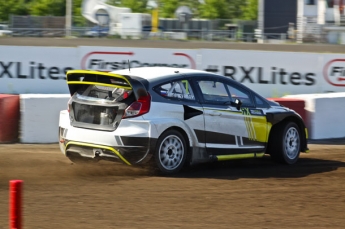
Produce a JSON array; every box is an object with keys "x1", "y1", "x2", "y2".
[{"x1": 231, "y1": 99, "x2": 242, "y2": 110}]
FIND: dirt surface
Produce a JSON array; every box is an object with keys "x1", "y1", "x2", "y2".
[
  {"x1": 1, "y1": 37, "x2": 345, "y2": 53},
  {"x1": 0, "y1": 143, "x2": 345, "y2": 229}
]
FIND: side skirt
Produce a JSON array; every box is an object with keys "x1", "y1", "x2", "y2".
[{"x1": 212, "y1": 152, "x2": 265, "y2": 161}]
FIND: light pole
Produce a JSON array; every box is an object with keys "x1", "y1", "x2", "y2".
[{"x1": 65, "y1": 0, "x2": 72, "y2": 37}]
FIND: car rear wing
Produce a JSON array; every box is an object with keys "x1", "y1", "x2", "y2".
[{"x1": 66, "y1": 70, "x2": 148, "y2": 100}]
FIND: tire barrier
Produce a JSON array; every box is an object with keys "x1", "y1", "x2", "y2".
[{"x1": 0, "y1": 94, "x2": 20, "y2": 143}]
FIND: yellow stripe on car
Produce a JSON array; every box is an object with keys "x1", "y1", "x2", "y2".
[
  {"x1": 65, "y1": 141, "x2": 131, "y2": 165},
  {"x1": 66, "y1": 70, "x2": 131, "y2": 84},
  {"x1": 217, "y1": 152, "x2": 265, "y2": 161},
  {"x1": 66, "y1": 70, "x2": 132, "y2": 89},
  {"x1": 241, "y1": 108, "x2": 268, "y2": 142},
  {"x1": 305, "y1": 128, "x2": 309, "y2": 139}
]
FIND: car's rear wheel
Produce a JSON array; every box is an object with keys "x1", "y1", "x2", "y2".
[
  {"x1": 269, "y1": 122, "x2": 301, "y2": 164},
  {"x1": 154, "y1": 129, "x2": 187, "y2": 175}
]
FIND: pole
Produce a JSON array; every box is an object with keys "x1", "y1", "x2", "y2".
[
  {"x1": 9, "y1": 180, "x2": 23, "y2": 229},
  {"x1": 65, "y1": 0, "x2": 72, "y2": 37}
]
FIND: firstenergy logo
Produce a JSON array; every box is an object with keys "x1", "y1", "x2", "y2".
[
  {"x1": 81, "y1": 51, "x2": 196, "y2": 71},
  {"x1": 323, "y1": 59, "x2": 345, "y2": 86}
]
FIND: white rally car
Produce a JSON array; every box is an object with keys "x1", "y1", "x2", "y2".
[{"x1": 59, "y1": 67, "x2": 309, "y2": 174}]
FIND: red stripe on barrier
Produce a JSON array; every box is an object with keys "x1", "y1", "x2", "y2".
[
  {"x1": 9, "y1": 180, "x2": 23, "y2": 229},
  {"x1": 0, "y1": 95, "x2": 20, "y2": 143}
]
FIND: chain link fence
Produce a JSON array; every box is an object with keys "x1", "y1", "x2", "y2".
[{"x1": 3, "y1": 15, "x2": 345, "y2": 44}]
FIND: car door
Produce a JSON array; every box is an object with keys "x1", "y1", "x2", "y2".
[
  {"x1": 226, "y1": 82, "x2": 268, "y2": 152},
  {"x1": 194, "y1": 77, "x2": 268, "y2": 156}
]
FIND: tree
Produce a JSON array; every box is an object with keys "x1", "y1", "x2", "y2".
[
  {"x1": 0, "y1": 0, "x2": 29, "y2": 22},
  {"x1": 157, "y1": 0, "x2": 200, "y2": 18},
  {"x1": 227, "y1": 0, "x2": 246, "y2": 19},
  {"x1": 156, "y1": 0, "x2": 179, "y2": 18},
  {"x1": 29, "y1": 0, "x2": 66, "y2": 16},
  {"x1": 240, "y1": 0, "x2": 258, "y2": 20},
  {"x1": 107, "y1": 0, "x2": 149, "y2": 13},
  {"x1": 199, "y1": 0, "x2": 257, "y2": 20},
  {"x1": 73, "y1": 0, "x2": 87, "y2": 26},
  {"x1": 198, "y1": 0, "x2": 230, "y2": 19}
]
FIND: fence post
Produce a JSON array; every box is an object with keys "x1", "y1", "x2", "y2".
[{"x1": 9, "y1": 180, "x2": 23, "y2": 229}]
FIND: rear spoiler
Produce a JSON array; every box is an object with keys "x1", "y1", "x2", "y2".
[{"x1": 66, "y1": 70, "x2": 148, "y2": 99}]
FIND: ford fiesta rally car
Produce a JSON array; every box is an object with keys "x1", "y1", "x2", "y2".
[{"x1": 59, "y1": 67, "x2": 309, "y2": 174}]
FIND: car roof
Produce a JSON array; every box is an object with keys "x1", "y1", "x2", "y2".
[
  {"x1": 110, "y1": 67, "x2": 269, "y2": 103},
  {"x1": 110, "y1": 67, "x2": 213, "y2": 80}
]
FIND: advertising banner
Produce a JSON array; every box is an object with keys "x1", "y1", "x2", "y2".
[
  {"x1": 0, "y1": 46, "x2": 77, "y2": 94},
  {"x1": 78, "y1": 46, "x2": 198, "y2": 71},
  {"x1": 200, "y1": 49, "x2": 327, "y2": 98},
  {"x1": 1, "y1": 46, "x2": 344, "y2": 97},
  {"x1": 322, "y1": 54, "x2": 345, "y2": 93}
]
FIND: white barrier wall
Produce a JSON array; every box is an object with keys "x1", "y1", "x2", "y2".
[
  {"x1": 20, "y1": 94, "x2": 70, "y2": 143},
  {"x1": 18, "y1": 93, "x2": 345, "y2": 142},
  {"x1": 284, "y1": 93, "x2": 345, "y2": 140}
]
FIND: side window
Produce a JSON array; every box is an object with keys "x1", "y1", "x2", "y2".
[
  {"x1": 254, "y1": 95, "x2": 269, "y2": 108},
  {"x1": 155, "y1": 80, "x2": 195, "y2": 100},
  {"x1": 226, "y1": 84, "x2": 254, "y2": 107},
  {"x1": 197, "y1": 80, "x2": 230, "y2": 103}
]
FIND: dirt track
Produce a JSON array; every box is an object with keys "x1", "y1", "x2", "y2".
[{"x1": 0, "y1": 143, "x2": 345, "y2": 229}]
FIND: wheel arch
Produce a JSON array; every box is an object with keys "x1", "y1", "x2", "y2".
[
  {"x1": 150, "y1": 118, "x2": 195, "y2": 148},
  {"x1": 266, "y1": 112, "x2": 308, "y2": 153}
]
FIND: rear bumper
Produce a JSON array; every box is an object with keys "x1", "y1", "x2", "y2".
[{"x1": 59, "y1": 110, "x2": 157, "y2": 165}]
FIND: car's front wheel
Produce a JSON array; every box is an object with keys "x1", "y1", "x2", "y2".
[
  {"x1": 154, "y1": 129, "x2": 187, "y2": 175},
  {"x1": 269, "y1": 122, "x2": 301, "y2": 164}
]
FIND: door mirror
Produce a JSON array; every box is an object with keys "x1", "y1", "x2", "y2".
[{"x1": 231, "y1": 99, "x2": 242, "y2": 110}]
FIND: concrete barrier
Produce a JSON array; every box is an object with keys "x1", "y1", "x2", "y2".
[
  {"x1": 0, "y1": 94, "x2": 20, "y2": 143},
  {"x1": 16, "y1": 92, "x2": 345, "y2": 142},
  {"x1": 20, "y1": 94, "x2": 70, "y2": 143},
  {"x1": 284, "y1": 93, "x2": 345, "y2": 140}
]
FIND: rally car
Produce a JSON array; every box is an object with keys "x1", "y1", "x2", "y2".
[{"x1": 59, "y1": 67, "x2": 308, "y2": 174}]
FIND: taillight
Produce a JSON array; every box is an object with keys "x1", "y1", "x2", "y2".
[
  {"x1": 67, "y1": 97, "x2": 72, "y2": 112},
  {"x1": 123, "y1": 93, "x2": 151, "y2": 118}
]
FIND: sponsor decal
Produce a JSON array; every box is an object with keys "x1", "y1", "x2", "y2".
[
  {"x1": 323, "y1": 59, "x2": 345, "y2": 86},
  {"x1": 81, "y1": 51, "x2": 196, "y2": 71},
  {"x1": 241, "y1": 108, "x2": 257, "y2": 141},
  {"x1": 0, "y1": 61, "x2": 73, "y2": 80},
  {"x1": 249, "y1": 109, "x2": 263, "y2": 116},
  {"x1": 204, "y1": 65, "x2": 316, "y2": 86}
]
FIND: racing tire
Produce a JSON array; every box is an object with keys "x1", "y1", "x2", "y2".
[
  {"x1": 154, "y1": 129, "x2": 188, "y2": 175},
  {"x1": 269, "y1": 122, "x2": 301, "y2": 165}
]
